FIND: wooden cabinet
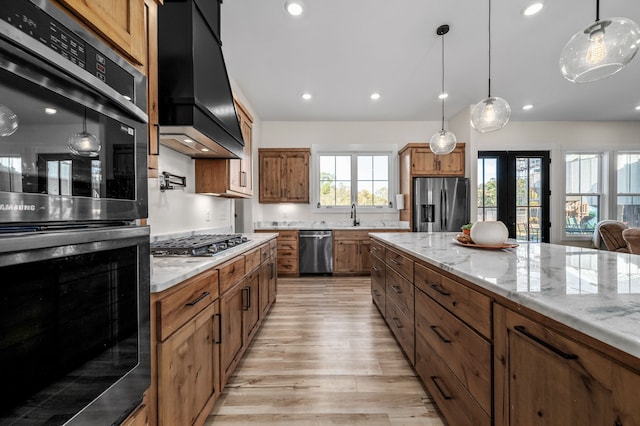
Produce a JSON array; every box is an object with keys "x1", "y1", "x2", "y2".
[
  {"x1": 121, "y1": 395, "x2": 149, "y2": 426},
  {"x1": 220, "y1": 279, "x2": 244, "y2": 388},
  {"x1": 370, "y1": 250, "x2": 386, "y2": 315},
  {"x1": 494, "y1": 304, "x2": 640, "y2": 425},
  {"x1": 255, "y1": 230, "x2": 299, "y2": 276},
  {"x1": 242, "y1": 270, "x2": 261, "y2": 344},
  {"x1": 259, "y1": 243, "x2": 277, "y2": 318},
  {"x1": 258, "y1": 148, "x2": 310, "y2": 203},
  {"x1": 144, "y1": 0, "x2": 160, "y2": 179},
  {"x1": 153, "y1": 269, "x2": 221, "y2": 426},
  {"x1": 398, "y1": 143, "x2": 465, "y2": 230},
  {"x1": 54, "y1": 0, "x2": 146, "y2": 65},
  {"x1": 333, "y1": 230, "x2": 371, "y2": 275},
  {"x1": 195, "y1": 98, "x2": 253, "y2": 197}
]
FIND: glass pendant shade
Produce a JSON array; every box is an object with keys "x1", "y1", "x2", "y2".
[
  {"x1": 429, "y1": 130, "x2": 457, "y2": 155},
  {"x1": 0, "y1": 104, "x2": 19, "y2": 137},
  {"x1": 68, "y1": 110, "x2": 101, "y2": 157},
  {"x1": 470, "y1": 96, "x2": 511, "y2": 133},
  {"x1": 560, "y1": 17, "x2": 640, "y2": 83}
]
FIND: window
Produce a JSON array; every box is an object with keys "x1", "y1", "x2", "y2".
[
  {"x1": 565, "y1": 153, "x2": 601, "y2": 237},
  {"x1": 477, "y1": 157, "x2": 498, "y2": 221},
  {"x1": 316, "y1": 149, "x2": 394, "y2": 209},
  {"x1": 616, "y1": 152, "x2": 640, "y2": 227},
  {"x1": 0, "y1": 156, "x2": 22, "y2": 192}
]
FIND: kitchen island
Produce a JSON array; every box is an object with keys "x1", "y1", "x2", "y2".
[{"x1": 370, "y1": 232, "x2": 640, "y2": 425}]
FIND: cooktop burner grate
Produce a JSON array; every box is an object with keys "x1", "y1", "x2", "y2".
[{"x1": 151, "y1": 234, "x2": 249, "y2": 256}]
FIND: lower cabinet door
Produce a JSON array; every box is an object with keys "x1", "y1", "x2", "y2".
[
  {"x1": 157, "y1": 301, "x2": 220, "y2": 426},
  {"x1": 243, "y1": 270, "x2": 260, "y2": 342},
  {"x1": 220, "y1": 284, "x2": 245, "y2": 388}
]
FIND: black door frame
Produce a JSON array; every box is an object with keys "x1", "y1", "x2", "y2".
[{"x1": 478, "y1": 151, "x2": 551, "y2": 243}]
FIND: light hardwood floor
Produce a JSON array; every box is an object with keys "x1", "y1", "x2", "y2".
[{"x1": 207, "y1": 276, "x2": 445, "y2": 425}]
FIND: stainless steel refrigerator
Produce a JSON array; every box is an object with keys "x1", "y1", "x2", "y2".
[{"x1": 413, "y1": 177, "x2": 470, "y2": 232}]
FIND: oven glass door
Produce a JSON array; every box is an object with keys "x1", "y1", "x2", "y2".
[{"x1": 0, "y1": 226, "x2": 150, "y2": 425}]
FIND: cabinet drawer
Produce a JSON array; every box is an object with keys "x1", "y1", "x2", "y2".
[
  {"x1": 371, "y1": 253, "x2": 385, "y2": 289},
  {"x1": 385, "y1": 266, "x2": 414, "y2": 320},
  {"x1": 270, "y1": 239, "x2": 277, "y2": 253},
  {"x1": 245, "y1": 247, "x2": 261, "y2": 273},
  {"x1": 385, "y1": 247, "x2": 414, "y2": 282},
  {"x1": 277, "y1": 240, "x2": 298, "y2": 253},
  {"x1": 415, "y1": 289, "x2": 491, "y2": 414},
  {"x1": 371, "y1": 278, "x2": 385, "y2": 316},
  {"x1": 277, "y1": 257, "x2": 298, "y2": 274},
  {"x1": 415, "y1": 263, "x2": 491, "y2": 338},
  {"x1": 333, "y1": 230, "x2": 370, "y2": 240},
  {"x1": 156, "y1": 269, "x2": 219, "y2": 342},
  {"x1": 370, "y1": 240, "x2": 385, "y2": 259},
  {"x1": 415, "y1": 334, "x2": 490, "y2": 426},
  {"x1": 277, "y1": 230, "x2": 298, "y2": 241},
  {"x1": 218, "y1": 257, "x2": 246, "y2": 294},
  {"x1": 385, "y1": 297, "x2": 415, "y2": 365},
  {"x1": 260, "y1": 242, "x2": 271, "y2": 262}
]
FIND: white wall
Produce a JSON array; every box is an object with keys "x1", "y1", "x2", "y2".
[
  {"x1": 253, "y1": 121, "x2": 442, "y2": 226},
  {"x1": 147, "y1": 145, "x2": 234, "y2": 236}
]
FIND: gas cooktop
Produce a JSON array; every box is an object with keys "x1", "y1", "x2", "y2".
[{"x1": 150, "y1": 234, "x2": 249, "y2": 257}]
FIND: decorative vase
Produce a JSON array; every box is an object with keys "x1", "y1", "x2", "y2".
[{"x1": 470, "y1": 221, "x2": 509, "y2": 245}]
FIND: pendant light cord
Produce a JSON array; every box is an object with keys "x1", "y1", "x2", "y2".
[
  {"x1": 487, "y1": 0, "x2": 492, "y2": 97},
  {"x1": 595, "y1": 0, "x2": 600, "y2": 22},
  {"x1": 441, "y1": 32, "x2": 445, "y2": 132}
]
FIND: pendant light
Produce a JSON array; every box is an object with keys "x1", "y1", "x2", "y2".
[
  {"x1": 470, "y1": 0, "x2": 511, "y2": 133},
  {"x1": 68, "y1": 108, "x2": 101, "y2": 157},
  {"x1": 559, "y1": 0, "x2": 640, "y2": 83},
  {"x1": 430, "y1": 24, "x2": 457, "y2": 155},
  {"x1": 0, "y1": 104, "x2": 18, "y2": 137}
]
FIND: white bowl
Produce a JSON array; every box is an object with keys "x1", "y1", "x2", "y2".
[{"x1": 470, "y1": 221, "x2": 509, "y2": 245}]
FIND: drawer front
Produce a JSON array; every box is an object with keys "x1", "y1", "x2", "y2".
[
  {"x1": 415, "y1": 334, "x2": 491, "y2": 426},
  {"x1": 245, "y1": 247, "x2": 261, "y2": 273},
  {"x1": 269, "y1": 239, "x2": 277, "y2": 253},
  {"x1": 371, "y1": 253, "x2": 385, "y2": 289},
  {"x1": 385, "y1": 297, "x2": 415, "y2": 365},
  {"x1": 277, "y1": 240, "x2": 298, "y2": 254},
  {"x1": 385, "y1": 266, "x2": 414, "y2": 320},
  {"x1": 371, "y1": 278, "x2": 385, "y2": 316},
  {"x1": 260, "y1": 242, "x2": 271, "y2": 262},
  {"x1": 156, "y1": 269, "x2": 219, "y2": 342},
  {"x1": 415, "y1": 263, "x2": 491, "y2": 338},
  {"x1": 415, "y1": 289, "x2": 491, "y2": 413},
  {"x1": 370, "y1": 239, "x2": 385, "y2": 259},
  {"x1": 277, "y1": 257, "x2": 298, "y2": 274},
  {"x1": 385, "y1": 247, "x2": 414, "y2": 282},
  {"x1": 333, "y1": 230, "x2": 370, "y2": 240},
  {"x1": 277, "y1": 230, "x2": 298, "y2": 241},
  {"x1": 218, "y1": 257, "x2": 246, "y2": 294}
]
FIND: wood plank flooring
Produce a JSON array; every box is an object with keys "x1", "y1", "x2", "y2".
[{"x1": 207, "y1": 277, "x2": 445, "y2": 425}]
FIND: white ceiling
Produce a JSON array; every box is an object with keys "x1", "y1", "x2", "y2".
[{"x1": 220, "y1": 0, "x2": 640, "y2": 123}]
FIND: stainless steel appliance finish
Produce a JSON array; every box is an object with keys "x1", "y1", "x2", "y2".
[
  {"x1": 0, "y1": 225, "x2": 150, "y2": 425},
  {"x1": 413, "y1": 177, "x2": 470, "y2": 232},
  {"x1": 299, "y1": 230, "x2": 333, "y2": 274},
  {"x1": 0, "y1": 0, "x2": 148, "y2": 224},
  {"x1": 151, "y1": 233, "x2": 249, "y2": 257}
]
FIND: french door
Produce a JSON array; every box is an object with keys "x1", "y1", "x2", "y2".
[{"x1": 477, "y1": 151, "x2": 550, "y2": 243}]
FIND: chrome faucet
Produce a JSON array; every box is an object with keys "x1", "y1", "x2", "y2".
[{"x1": 350, "y1": 203, "x2": 359, "y2": 226}]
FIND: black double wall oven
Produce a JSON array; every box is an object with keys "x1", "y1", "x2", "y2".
[{"x1": 0, "y1": 1, "x2": 150, "y2": 425}]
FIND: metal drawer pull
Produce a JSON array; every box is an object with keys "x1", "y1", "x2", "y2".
[
  {"x1": 243, "y1": 286, "x2": 252, "y2": 310},
  {"x1": 429, "y1": 284, "x2": 451, "y2": 296},
  {"x1": 430, "y1": 376, "x2": 452, "y2": 400},
  {"x1": 390, "y1": 285, "x2": 401, "y2": 293},
  {"x1": 186, "y1": 291, "x2": 210, "y2": 306},
  {"x1": 390, "y1": 258, "x2": 400, "y2": 265},
  {"x1": 373, "y1": 290, "x2": 381, "y2": 296},
  {"x1": 372, "y1": 265, "x2": 380, "y2": 272},
  {"x1": 430, "y1": 325, "x2": 451, "y2": 343},
  {"x1": 214, "y1": 313, "x2": 222, "y2": 344},
  {"x1": 514, "y1": 325, "x2": 578, "y2": 360},
  {"x1": 392, "y1": 317, "x2": 403, "y2": 329}
]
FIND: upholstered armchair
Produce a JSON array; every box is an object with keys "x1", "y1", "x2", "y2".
[
  {"x1": 592, "y1": 220, "x2": 629, "y2": 253},
  {"x1": 622, "y1": 228, "x2": 640, "y2": 254}
]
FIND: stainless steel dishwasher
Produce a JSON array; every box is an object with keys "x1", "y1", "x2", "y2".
[{"x1": 299, "y1": 230, "x2": 333, "y2": 274}]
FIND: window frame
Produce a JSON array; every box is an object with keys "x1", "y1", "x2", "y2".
[
  {"x1": 563, "y1": 151, "x2": 604, "y2": 240},
  {"x1": 311, "y1": 144, "x2": 398, "y2": 213},
  {"x1": 615, "y1": 151, "x2": 640, "y2": 227}
]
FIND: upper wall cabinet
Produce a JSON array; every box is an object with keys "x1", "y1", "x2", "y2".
[
  {"x1": 195, "y1": 98, "x2": 254, "y2": 198},
  {"x1": 401, "y1": 143, "x2": 465, "y2": 176},
  {"x1": 54, "y1": 0, "x2": 146, "y2": 65},
  {"x1": 258, "y1": 148, "x2": 310, "y2": 203}
]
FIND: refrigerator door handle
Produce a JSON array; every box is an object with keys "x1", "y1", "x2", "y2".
[
  {"x1": 440, "y1": 189, "x2": 445, "y2": 229},
  {"x1": 443, "y1": 189, "x2": 448, "y2": 229}
]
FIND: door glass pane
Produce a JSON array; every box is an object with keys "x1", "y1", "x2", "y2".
[
  {"x1": 515, "y1": 157, "x2": 542, "y2": 242},
  {"x1": 477, "y1": 158, "x2": 497, "y2": 221}
]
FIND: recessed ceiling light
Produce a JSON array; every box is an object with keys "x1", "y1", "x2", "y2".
[
  {"x1": 302, "y1": 92, "x2": 312, "y2": 100},
  {"x1": 522, "y1": 104, "x2": 534, "y2": 110},
  {"x1": 44, "y1": 107, "x2": 57, "y2": 114},
  {"x1": 201, "y1": 148, "x2": 209, "y2": 152},
  {"x1": 438, "y1": 93, "x2": 448, "y2": 100},
  {"x1": 370, "y1": 93, "x2": 381, "y2": 100},
  {"x1": 522, "y1": 1, "x2": 544, "y2": 16},
  {"x1": 285, "y1": 1, "x2": 304, "y2": 16}
]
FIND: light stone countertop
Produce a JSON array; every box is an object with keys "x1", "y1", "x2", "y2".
[
  {"x1": 254, "y1": 220, "x2": 410, "y2": 230},
  {"x1": 151, "y1": 233, "x2": 278, "y2": 293},
  {"x1": 370, "y1": 232, "x2": 640, "y2": 359}
]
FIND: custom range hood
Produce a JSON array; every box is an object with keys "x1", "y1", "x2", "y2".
[{"x1": 158, "y1": 0, "x2": 244, "y2": 159}]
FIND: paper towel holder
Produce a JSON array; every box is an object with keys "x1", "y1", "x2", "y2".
[{"x1": 395, "y1": 194, "x2": 405, "y2": 210}]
